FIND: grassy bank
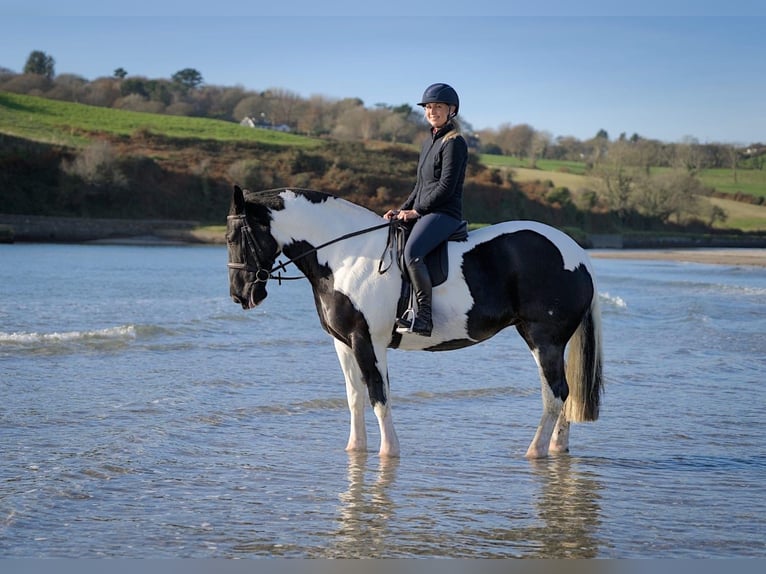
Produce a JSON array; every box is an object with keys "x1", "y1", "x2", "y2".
[
  {"x1": 479, "y1": 153, "x2": 766, "y2": 232},
  {"x1": 0, "y1": 91, "x2": 322, "y2": 149}
]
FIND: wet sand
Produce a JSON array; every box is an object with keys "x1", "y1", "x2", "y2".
[{"x1": 590, "y1": 248, "x2": 766, "y2": 267}]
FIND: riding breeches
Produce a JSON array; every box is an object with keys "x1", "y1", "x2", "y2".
[{"x1": 403, "y1": 212, "x2": 463, "y2": 265}]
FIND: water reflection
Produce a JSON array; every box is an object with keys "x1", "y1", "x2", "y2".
[
  {"x1": 414, "y1": 456, "x2": 605, "y2": 558},
  {"x1": 328, "y1": 452, "x2": 603, "y2": 558},
  {"x1": 329, "y1": 452, "x2": 399, "y2": 558},
  {"x1": 525, "y1": 456, "x2": 604, "y2": 558}
]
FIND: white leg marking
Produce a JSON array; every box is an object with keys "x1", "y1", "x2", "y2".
[
  {"x1": 334, "y1": 340, "x2": 367, "y2": 452},
  {"x1": 549, "y1": 409, "x2": 571, "y2": 454},
  {"x1": 526, "y1": 349, "x2": 564, "y2": 459},
  {"x1": 374, "y1": 402, "x2": 400, "y2": 458}
]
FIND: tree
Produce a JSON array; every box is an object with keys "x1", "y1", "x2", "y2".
[
  {"x1": 529, "y1": 130, "x2": 551, "y2": 168},
  {"x1": 632, "y1": 170, "x2": 705, "y2": 224},
  {"x1": 23, "y1": 50, "x2": 55, "y2": 79},
  {"x1": 113, "y1": 68, "x2": 128, "y2": 79},
  {"x1": 267, "y1": 88, "x2": 302, "y2": 127},
  {"x1": 674, "y1": 136, "x2": 707, "y2": 174},
  {"x1": 172, "y1": 68, "x2": 203, "y2": 91},
  {"x1": 587, "y1": 129, "x2": 610, "y2": 166}
]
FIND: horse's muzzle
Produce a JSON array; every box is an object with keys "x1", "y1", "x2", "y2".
[{"x1": 232, "y1": 294, "x2": 252, "y2": 310}]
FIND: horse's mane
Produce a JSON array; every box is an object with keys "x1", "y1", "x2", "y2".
[{"x1": 243, "y1": 187, "x2": 377, "y2": 219}]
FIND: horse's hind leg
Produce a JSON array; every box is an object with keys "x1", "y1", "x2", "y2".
[
  {"x1": 526, "y1": 344, "x2": 568, "y2": 459},
  {"x1": 549, "y1": 409, "x2": 570, "y2": 454}
]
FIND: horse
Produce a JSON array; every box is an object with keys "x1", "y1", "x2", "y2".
[{"x1": 226, "y1": 185, "x2": 603, "y2": 459}]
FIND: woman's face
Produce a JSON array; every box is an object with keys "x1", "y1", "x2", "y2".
[{"x1": 424, "y1": 102, "x2": 452, "y2": 129}]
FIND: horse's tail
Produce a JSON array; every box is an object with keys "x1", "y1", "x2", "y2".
[{"x1": 564, "y1": 289, "x2": 603, "y2": 423}]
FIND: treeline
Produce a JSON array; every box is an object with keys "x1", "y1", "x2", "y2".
[{"x1": 4, "y1": 50, "x2": 765, "y2": 168}]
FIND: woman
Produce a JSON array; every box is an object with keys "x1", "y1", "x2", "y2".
[{"x1": 384, "y1": 83, "x2": 468, "y2": 336}]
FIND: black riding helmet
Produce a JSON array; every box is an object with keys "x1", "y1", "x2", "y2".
[{"x1": 418, "y1": 83, "x2": 459, "y2": 117}]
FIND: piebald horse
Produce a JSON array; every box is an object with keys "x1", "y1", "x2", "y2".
[{"x1": 227, "y1": 186, "x2": 603, "y2": 458}]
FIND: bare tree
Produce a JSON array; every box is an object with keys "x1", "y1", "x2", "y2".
[
  {"x1": 82, "y1": 78, "x2": 121, "y2": 107},
  {"x1": 47, "y1": 74, "x2": 87, "y2": 102},
  {"x1": 296, "y1": 95, "x2": 334, "y2": 136},
  {"x1": 724, "y1": 144, "x2": 739, "y2": 184},
  {"x1": 506, "y1": 124, "x2": 535, "y2": 158},
  {"x1": 233, "y1": 93, "x2": 269, "y2": 122},
  {"x1": 529, "y1": 130, "x2": 551, "y2": 168},
  {"x1": 266, "y1": 87, "x2": 302, "y2": 127},
  {"x1": 673, "y1": 136, "x2": 707, "y2": 174},
  {"x1": 632, "y1": 170, "x2": 706, "y2": 223},
  {"x1": 332, "y1": 106, "x2": 376, "y2": 141}
]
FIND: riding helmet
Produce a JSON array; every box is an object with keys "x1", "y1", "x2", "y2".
[{"x1": 418, "y1": 83, "x2": 459, "y2": 116}]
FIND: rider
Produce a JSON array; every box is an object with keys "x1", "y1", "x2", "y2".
[{"x1": 384, "y1": 83, "x2": 468, "y2": 336}]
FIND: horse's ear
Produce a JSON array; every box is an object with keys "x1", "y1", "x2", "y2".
[{"x1": 232, "y1": 185, "x2": 246, "y2": 215}]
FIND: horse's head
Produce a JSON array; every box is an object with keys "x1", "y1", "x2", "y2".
[{"x1": 226, "y1": 185, "x2": 280, "y2": 309}]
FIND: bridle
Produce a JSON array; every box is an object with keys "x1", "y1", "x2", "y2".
[
  {"x1": 227, "y1": 213, "x2": 393, "y2": 284},
  {"x1": 226, "y1": 214, "x2": 277, "y2": 283}
]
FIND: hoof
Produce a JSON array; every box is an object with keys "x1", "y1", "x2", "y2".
[
  {"x1": 345, "y1": 441, "x2": 368, "y2": 453},
  {"x1": 378, "y1": 446, "x2": 401, "y2": 458},
  {"x1": 525, "y1": 447, "x2": 549, "y2": 459}
]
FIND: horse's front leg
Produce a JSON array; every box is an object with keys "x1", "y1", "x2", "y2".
[
  {"x1": 334, "y1": 339, "x2": 367, "y2": 453},
  {"x1": 373, "y1": 399, "x2": 400, "y2": 458},
  {"x1": 334, "y1": 335, "x2": 400, "y2": 457}
]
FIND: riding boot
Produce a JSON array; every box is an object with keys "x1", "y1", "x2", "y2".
[{"x1": 397, "y1": 257, "x2": 432, "y2": 336}]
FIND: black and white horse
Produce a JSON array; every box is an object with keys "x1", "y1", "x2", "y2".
[{"x1": 227, "y1": 186, "x2": 603, "y2": 458}]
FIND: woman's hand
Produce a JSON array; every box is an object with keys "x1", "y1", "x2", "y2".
[
  {"x1": 396, "y1": 209, "x2": 420, "y2": 221},
  {"x1": 383, "y1": 209, "x2": 420, "y2": 221}
]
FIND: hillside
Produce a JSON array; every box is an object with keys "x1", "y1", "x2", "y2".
[
  {"x1": 480, "y1": 154, "x2": 766, "y2": 232},
  {"x1": 2, "y1": 91, "x2": 766, "y2": 244}
]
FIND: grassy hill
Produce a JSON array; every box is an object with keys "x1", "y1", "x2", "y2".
[
  {"x1": 2, "y1": 91, "x2": 765, "y2": 236},
  {"x1": 480, "y1": 154, "x2": 766, "y2": 232},
  {"x1": 0, "y1": 91, "x2": 321, "y2": 149}
]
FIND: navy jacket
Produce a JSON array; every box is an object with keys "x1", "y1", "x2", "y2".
[{"x1": 400, "y1": 122, "x2": 467, "y2": 220}]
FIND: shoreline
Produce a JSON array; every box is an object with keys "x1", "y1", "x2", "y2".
[
  {"x1": 2, "y1": 215, "x2": 765, "y2": 267},
  {"x1": 589, "y1": 248, "x2": 766, "y2": 267}
]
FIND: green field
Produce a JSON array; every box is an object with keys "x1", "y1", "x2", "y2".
[
  {"x1": 480, "y1": 153, "x2": 766, "y2": 231},
  {"x1": 697, "y1": 168, "x2": 766, "y2": 199},
  {"x1": 0, "y1": 91, "x2": 322, "y2": 149},
  {"x1": 479, "y1": 154, "x2": 589, "y2": 175}
]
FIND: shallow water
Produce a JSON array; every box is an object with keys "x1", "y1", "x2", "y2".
[{"x1": 1, "y1": 244, "x2": 765, "y2": 557}]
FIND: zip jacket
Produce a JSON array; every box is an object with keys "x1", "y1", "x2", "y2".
[{"x1": 400, "y1": 122, "x2": 467, "y2": 220}]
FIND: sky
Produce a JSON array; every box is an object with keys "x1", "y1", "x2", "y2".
[{"x1": 2, "y1": 1, "x2": 765, "y2": 145}]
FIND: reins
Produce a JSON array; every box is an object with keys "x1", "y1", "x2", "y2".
[{"x1": 228, "y1": 214, "x2": 393, "y2": 285}]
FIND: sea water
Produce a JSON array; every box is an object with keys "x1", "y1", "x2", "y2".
[{"x1": 1, "y1": 244, "x2": 764, "y2": 558}]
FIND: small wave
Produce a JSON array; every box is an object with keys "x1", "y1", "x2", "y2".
[
  {"x1": 600, "y1": 291, "x2": 627, "y2": 308},
  {"x1": 0, "y1": 325, "x2": 137, "y2": 345}
]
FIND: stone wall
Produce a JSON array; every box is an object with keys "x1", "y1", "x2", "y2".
[{"x1": 0, "y1": 214, "x2": 201, "y2": 243}]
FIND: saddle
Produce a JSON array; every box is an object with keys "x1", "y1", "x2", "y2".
[{"x1": 380, "y1": 219, "x2": 469, "y2": 323}]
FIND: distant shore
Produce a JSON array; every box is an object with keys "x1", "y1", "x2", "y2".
[
  {"x1": 2, "y1": 214, "x2": 765, "y2": 268},
  {"x1": 590, "y1": 248, "x2": 766, "y2": 267}
]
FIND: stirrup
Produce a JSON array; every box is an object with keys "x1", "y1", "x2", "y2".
[{"x1": 395, "y1": 308, "x2": 415, "y2": 332}]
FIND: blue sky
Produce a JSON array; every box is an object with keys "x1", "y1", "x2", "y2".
[{"x1": 2, "y1": 1, "x2": 764, "y2": 144}]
